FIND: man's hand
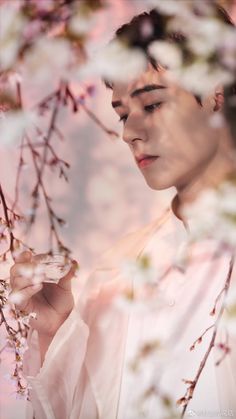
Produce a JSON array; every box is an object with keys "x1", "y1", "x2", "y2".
[{"x1": 9, "y1": 251, "x2": 78, "y2": 337}]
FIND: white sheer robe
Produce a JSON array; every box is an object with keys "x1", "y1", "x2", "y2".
[{"x1": 23, "y1": 209, "x2": 236, "y2": 419}]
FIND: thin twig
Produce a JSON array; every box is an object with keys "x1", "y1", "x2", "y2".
[
  {"x1": 0, "y1": 183, "x2": 15, "y2": 256},
  {"x1": 180, "y1": 255, "x2": 234, "y2": 416}
]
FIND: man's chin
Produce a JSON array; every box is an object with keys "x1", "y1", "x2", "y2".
[{"x1": 144, "y1": 176, "x2": 174, "y2": 191}]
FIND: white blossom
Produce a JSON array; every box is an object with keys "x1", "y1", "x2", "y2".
[
  {"x1": 80, "y1": 39, "x2": 147, "y2": 83},
  {"x1": 17, "y1": 264, "x2": 44, "y2": 283},
  {"x1": 148, "y1": 40, "x2": 182, "y2": 69},
  {"x1": 22, "y1": 37, "x2": 72, "y2": 82},
  {"x1": 189, "y1": 19, "x2": 233, "y2": 57},
  {"x1": 124, "y1": 339, "x2": 177, "y2": 419},
  {"x1": 121, "y1": 255, "x2": 157, "y2": 285},
  {"x1": 8, "y1": 291, "x2": 24, "y2": 305},
  {"x1": 146, "y1": 3, "x2": 236, "y2": 96},
  {"x1": 0, "y1": 110, "x2": 36, "y2": 146},
  {"x1": 126, "y1": 390, "x2": 174, "y2": 419},
  {"x1": 183, "y1": 181, "x2": 236, "y2": 247},
  {"x1": 168, "y1": 61, "x2": 234, "y2": 95},
  {"x1": 69, "y1": 10, "x2": 95, "y2": 36},
  {"x1": 147, "y1": 0, "x2": 191, "y2": 17},
  {"x1": 17, "y1": 265, "x2": 34, "y2": 279},
  {"x1": 114, "y1": 254, "x2": 170, "y2": 313}
]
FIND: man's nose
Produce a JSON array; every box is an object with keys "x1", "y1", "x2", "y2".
[{"x1": 122, "y1": 114, "x2": 147, "y2": 145}]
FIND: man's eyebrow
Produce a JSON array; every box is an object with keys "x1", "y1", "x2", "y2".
[
  {"x1": 130, "y1": 84, "x2": 166, "y2": 98},
  {"x1": 111, "y1": 84, "x2": 166, "y2": 108}
]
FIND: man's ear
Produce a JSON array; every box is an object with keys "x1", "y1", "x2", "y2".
[{"x1": 213, "y1": 91, "x2": 224, "y2": 112}]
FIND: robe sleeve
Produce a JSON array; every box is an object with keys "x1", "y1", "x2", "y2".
[
  {"x1": 23, "y1": 308, "x2": 89, "y2": 419},
  {"x1": 22, "y1": 211, "x2": 170, "y2": 419}
]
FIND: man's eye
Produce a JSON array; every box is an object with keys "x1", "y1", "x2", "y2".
[
  {"x1": 144, "y1": 102, "x2": 163, "y2": 113},
  {"x1": 118, "y1": 103, "x2": 163, "y2": 124},
  {"x1": 119, "y1": 115, "x2": 128, "y2": 124}
]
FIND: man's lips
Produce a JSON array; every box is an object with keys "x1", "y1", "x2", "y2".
[{"x1": 135, "y1": 154, "x2": 159, "y2": 168}]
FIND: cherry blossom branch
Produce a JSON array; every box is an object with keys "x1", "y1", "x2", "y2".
[
  {"x1": 25, "y1": 134, "x2": 70, "y2": 256},
  {"x1": 79, "y1": 101, "x2": 119, "y2": 139},
  {"x1": 170, "y1": 245, "x2": 227, "y2": 346},
  {"x1": 215, "y1": 330, "x2": 231, "y2": 367},
  {"x1": 189, "y1": 324, "x2": 215, "y2": 351},
  {"x1": 0, "y1": 85, "x2": 71, "y2": 398},
  {"x1": 12, "y1": 136, "x2": 26, "y2": 215},
  {"x1": 0, "y1": 183, "x2": 15, "y2": 257},
  {"x1": 0, "y1": 183, "x2": 28, "y2": 261},
  {"x1": 65, "y1": 83, "x2": 119, "y2": 139},
  {"x1": 20, "y1": 81, "x2": 119, "y2": 256},
  {"x1": 33, "y1": 127, "x2": 70, "y2": 180},
  {"x1": 0, "y1": 268, "x2": 31, "y2": 398},
  {"x1": 0, "y1": 77, "x2": 38, "y2": 397},
  {"x1": 126, "y1": 242, "x2": 234, "y2": 416},
  {"x1": 30, "y1": 85, "x2": 62, "y2": 223},
  {"x1": 0, "y1": 185, "x2": 35, "y2": 396},
  {"x1": 179, "y1": 255, "x2": 234, "y2": 416}
]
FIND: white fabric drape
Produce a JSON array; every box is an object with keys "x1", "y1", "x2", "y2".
[{"x1": 23, "y1": 209, "x2": 236, "y2": 419}]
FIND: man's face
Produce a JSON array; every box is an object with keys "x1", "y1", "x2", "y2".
[{"x1": 111, "y1": 64, "x2": 220, "y2": 191}]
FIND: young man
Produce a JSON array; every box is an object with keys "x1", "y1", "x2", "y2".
[{"x1": 10, "y1": 7, "x2": 236, "y2": 419}]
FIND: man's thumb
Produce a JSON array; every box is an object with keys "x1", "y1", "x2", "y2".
[{"x1": 58, "y1": 260, "x2": 79, "y2": 287}]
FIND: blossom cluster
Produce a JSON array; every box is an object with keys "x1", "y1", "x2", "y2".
[
  {"x1": 183, "y1": 179, "x2": 236, "y2": 248},
  {"x1": 148, "y1": 0, "x2": 236, "y2": 94},
  {"x1": 0, "y1": 0, "x2": 104, "y2": 145}
]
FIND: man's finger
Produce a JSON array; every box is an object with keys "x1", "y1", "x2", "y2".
[
  {"x1": 15, "y1": 250, "x2": 33, "y2": 264},
  {"x1": 10, "y1": 274, "x2": 45, "y2": 292},
  {"x1": 10, "y1": 262, "x2": 37, "y2": 283},
  {"x1": 32, "y1": 253, "x2": 50, "y2": 263},
  {"x1": 8, "y1": 283, "x2": 42, "y2": 311},
  {"x1": 58, "y1": 260, "x2": 79, "y2": 289}
]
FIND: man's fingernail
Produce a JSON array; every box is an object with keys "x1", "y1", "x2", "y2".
[{"x1": 72, "y1": 260, "x2": 79, "y2": 270}]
